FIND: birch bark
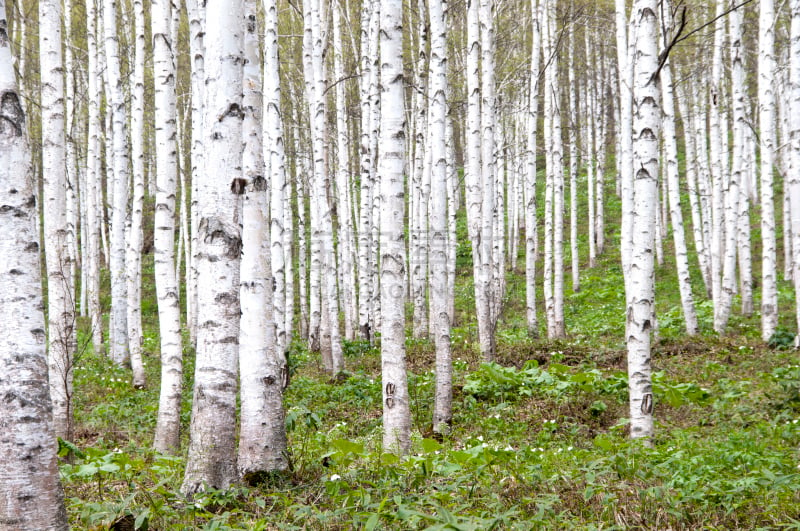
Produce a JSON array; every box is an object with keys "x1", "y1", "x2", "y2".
[
  {"x1": 627, "y1": 0, "x2": 659, "y2": 442},
  {"x1": 759, "y1": 0, "x2": 778, "y2": 341},
  {"x1": 0, "y1": 5, "x2": 69, "y2": 523},
  {"x1": 380, "y1": 0, "x2": 411, "y2": 454},
  {"x1": 152, "y1": 0, "x2": 183, "y2": 454},
  {"x1": 660, "y1": 2, "x2": 698, "y2": 335},
  {"x1": 429, "y1": 0, "x2": 451, "y2": 435},
  {"x1": 103, "y1": 0, "x2": 130, "y2": 366},
  {"x1": 40, "y1": 0, "x2": 76, "y2": 439},
  {"x1": 238, "y1": 0, "x2": 287, "y2": 478},
  {"x1": 126, "y1": 0, "x2": 146, "y2": 389},
  {"x1": 790, "y1": 0, "x2": 800, "y2": 346},
  {"x1": 525, "y1": 0, "x2": 541, "y2": 336},
  {"x1": 182, "y1": 0, "x2": 244, "y2": 493}
]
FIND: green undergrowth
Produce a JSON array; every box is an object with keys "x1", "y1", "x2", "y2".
[
  {"x1": 62, "y1": 330, "x2": 800, "y2": 529},
  {"x1": 60, "y1": 173, "x2": 800, "y2": 528}
]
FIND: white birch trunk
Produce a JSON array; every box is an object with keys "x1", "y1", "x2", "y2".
[
  {"x1": 480, "y1": 0, "x2": 500, "y2": 353},
  {"x1": 265, "y1": 0, "x2": 288, "y2": 354},
  {"x1": 731, "y1": 7, "x2": 752, "y2": 317},
  {"x1": 333, "y1": 1, "x2": 356, "y2": 341},
  {"x1": 759, "y1": 0, "x2": 778, "y2": 341},
  {"x1": 127, "y1": 0, "x2": 146, "y2": 389},
  {"x1": 616, "y1": 0, "x2": 635, "y2": 286},
  {"x1": 86, "y1": 0, "x2": 104, "y2": 357},
  {"x1": 790, "y1": 0, "x2": 800, "y2": 346},
  {"x1": 549, "y1": 3, "x2": 564, "y2": 337},
  {"x1": 103, "y1": 0, "x2": 129, "y2": 366},
  {"x1": 710, "y1": 0, "x2": 727, "y2": 333},
  {"x1": 40, "y1": 0, "x2": 76, "y2": 440},
  {"x1": 357, "y1": 0, "x2": 375, "y2": 341},
  {"x1": 411, "y1": 3, "x2": 429, "y2": 338},
  {"x1": 627, "y1": 0, "x2": 659, "y2": 443},
  {"x1": 676, "y1": 86, "x2": 711, "y2": 296},
  {"x1": 379, "y1": 0, "x2": 411, "y2": 454},
  {"x1": 152, "y1": 0, "x2": 183, "y2": 454},
  {"x1": 585, "y1": 29, "x2": 597, "y2": 268},
  {"x1": 186, "y1": 0, "x2": 205, "y2": 346},
  {"x1": 525, "y1": 0, "x2": 541, "y2": 337},
  {"x1": 0, "y1": 6, "x2": 68, "y2": 523},
  {"x1": 182, "y1": 0, "x2": 244, "y2": 493},
  {"x1": 430, "y1": 0, "x2": 451, "y2": 435},
  {"x1": 238, "y1": 0, "x2": 287, "y2": 478},
  {"x1": 568, "y1": 29, "x2": 579, "y2": 292},
  {"x1": 465, "y1": 0, "x2": 493, "y2": 359},
  {"x1": 659, "y1": 7, "x2": 698, "y2": 335},
  {"x1": 446, "y1": 114, "x2": 458, "y2": 321}
]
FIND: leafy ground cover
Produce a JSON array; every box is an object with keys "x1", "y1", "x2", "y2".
[
  {"x1": 63, "y1": 261, "x2": 800, "y2": 529},
  {"x1": 61, "y1": 180, "x2": 800, "y2": 528}
]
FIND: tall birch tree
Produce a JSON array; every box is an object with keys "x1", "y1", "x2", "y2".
[
  {"x1": 660, "y1": 2, "x2": 698, "y2": 335},
  {"x1": 152, "y1": 0, "x2": 183, "y2": 454},
  {"x1": 265, "y1": 0, "x2": 290, "y2": 354},
  {"x1": 429, "y1": 0, "x2": 452, "y2": 435},
  {"x1": 380, "y1": 0, "x2": 411, "y2": 454},
  {"x1": 127, "y1": 0, "x2": 146, "y2": 389},
  {"x1": 0, "y1": 3, "x2": 69, "y2": 523},
  {"x1": 182, "y1": 0, "x2": 244, "y2": 493},
  {"x1": 525, "y1": 0, "x2": 541, "y2": 337},
  {"x1": 238, "y1": 0, "x2": 288, "y2": 479},
  {"x1": 40, "y1": 0, "x2": 75, "y2": 439},
  {"x1": 759, "y1": 0, "x2": 778, "y2": 341},
  {"x1": 790, "y1": 0, "x2": 800, "y2": 346},
  {"x1": 626, "y1": 0, "x2": 659, "y2": 442},
  {"x1": 103, "y1": 0, "x2": 130, "y2": 366}
]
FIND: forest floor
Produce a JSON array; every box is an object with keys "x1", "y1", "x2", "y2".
[{"x1": 61, "y1": 190, "x2": 800, "y2": 529}]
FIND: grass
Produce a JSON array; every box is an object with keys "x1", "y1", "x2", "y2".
[{"x1": 60, "y1": 170, "x2": 800, "y2": 529}]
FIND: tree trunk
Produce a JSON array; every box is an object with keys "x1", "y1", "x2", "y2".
[
  {"x1": 0, "y1": 6, "x2": 69, "y2": 522},
  {"x1": 525, "y1": 0, "x2": 541, "y2": 337},
  {"x1": 659, "y1": 3, "x2": 698, "y2": 335},
  {"x1": 182, "y1": 0, "x2": 244, "y2": 494},
  {"x1": 627, "y1": 0, "x2": 659, "y2": 443},
  {"x1": 429, "y1": 0, "x2": 451, "y2": 435},
  {"x1": 379, "y1": 0, "x2": 411, "y2": 454},
  {"x1": 103, "y1": 0, "x2": 130, "y2": 367},
  {"x1": 152, "y1": 0, "x2": 183, "y2": 454},
  {"x1": 759, "y1": 0, "x2": 778, "y2": 341},
  {"x1": 40, "y1": 0, "x2": 76, "y2": 440},
  {"x1": 238, "y1": 0, "x2": 288, "y2": 478}
]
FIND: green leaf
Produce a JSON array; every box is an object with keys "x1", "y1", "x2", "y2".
[
  {"x1": 364, "y1": 513, "x2": 380, "y2": 531},
  {"x1": 421, "y1": 438, "x2": 443, "y2": 454},
  {"x1": 134, "y1": 509, "x2": 150, "y2": 530}
]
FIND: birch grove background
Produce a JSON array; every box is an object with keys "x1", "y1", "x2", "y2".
[{"x1": 3, "y1": 0, "x2": 800, "y2": 528}]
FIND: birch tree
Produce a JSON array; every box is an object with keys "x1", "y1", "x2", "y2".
[
  {"x1": 104, "y1": 0, "x2": 130, "y2": 366},
  {"x1": 710, "y1": 0, "x2": 728, "y2": 333},
  {"x1": 660, "y1": 2, "x2": 698, "y2": 335},
  {"x1": 790, "y1": 0, "x2": 800, "y2": 346},
  {"x1": 40, "y1": 0, "x2": 75, "y2": 439},
  {"x1": 380, "y1": 0, "x2": 411, "y2": 454},
  {"x1": 85, "y1": 0, "x2": 104, "y2": 357},
  {"x1": 182, "y1": 0, "x2": 244, "y2": 493},
  {"x1": 265, "y1": 0, "x2": 289, "y2": 354},
  {"x1": 0, "y1": 3, "x2": 68, "y2": 523},
  {"x1": 358, "y1": 0, "x2": 376, "y2": 341},
  {"x1": 152, "y1": 0, "x2": 183, "y2": 454},
  {"x1": 127, "y1": 0, "x2": 146, "y2": 389},
  {"x1": 525, "y1": 0, "x2": 541, "y2": 337},
  {"x1": 626, "y1": 0, "x2": 659, "y2": 442},
  {"x1": 466, "y1": 0, "x2": 495, "y2": 359},
  {"x1": 759, "y1": 0, "x2": 778, "y2": 341},
  {"x1": 429, "y1": 0, "x2": 452, "y2": 435},
  {"x1": 238, "y1": 0, "x2": 287, "y2": 478}
]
